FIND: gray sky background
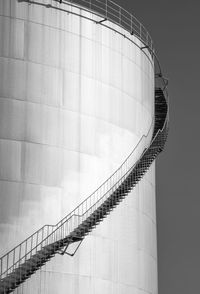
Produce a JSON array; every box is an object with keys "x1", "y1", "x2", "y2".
[{"x1": 116, "y1": 0, "x2": 200, "y2": 293}]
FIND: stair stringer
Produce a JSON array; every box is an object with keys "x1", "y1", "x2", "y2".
[{"x1": 0, "y1": 87, "x2": 168, "y2": 294}]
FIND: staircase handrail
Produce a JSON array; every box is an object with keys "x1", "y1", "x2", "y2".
[
  {"x1": 0, "y1": 83, "x2": 168, "y2": 279},
  {"x1": 0, "y1": 106, "x2": 156, "y2": 277},
  {"x1": 0, "y1": 103, "x2": 168, "y2": 280},
  {"x1": 0, "y1": 90, "x2": 168, "y2": 281}
]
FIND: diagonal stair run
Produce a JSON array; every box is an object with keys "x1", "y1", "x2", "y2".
[{"x1": 0, "y1": 87, "x2": 168, "y2": 294}]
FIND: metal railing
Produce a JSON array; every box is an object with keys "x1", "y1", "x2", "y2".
[
  {"x1": 0, "y1": 103, "x2": 168, "y2": 293},
  {"x1": 59, "y1": 0, "x2": 154, "y2": 55},
  {"x1": 0, "y1": 115, "x2": 154, "y2": 278},
  {"x1": 17, "y1": 0, "x2": 154, "y2": 56},
  {"x1": 0, "y1": 73, "x2": 168, "y2": 280}
]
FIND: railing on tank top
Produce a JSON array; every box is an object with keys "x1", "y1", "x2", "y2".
[
  {"x1": 60, "y1": 0, "x2": 154, "y2": 56},
  {"x1": 16, "y1": 0, "x2": 154, "y2": 55}
]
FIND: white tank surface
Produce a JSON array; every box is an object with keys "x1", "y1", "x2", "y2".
[{"x1": 0, "y1": 0, "x2": 157, "y2": 293}]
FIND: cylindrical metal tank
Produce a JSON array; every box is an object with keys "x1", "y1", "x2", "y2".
[{"x1": 0, "y1": 0, "x2": 157, "y2": 293}]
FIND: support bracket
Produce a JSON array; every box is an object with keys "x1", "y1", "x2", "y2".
[
  {"x1": 96, "y1": 18, "x2": 107, "y2": 24},
  {"x1": 58, "y1": 243, "x2": 70, "y2": 255},
  {"x1": 155, "y1": 73, "x2": 162, "y2": 78},
  {"x1": 141, "y1": 45, "x2": 149, "y2": 50},
  {"x1": 58, "y1": 239, "x2": 83, "y2": 257}
]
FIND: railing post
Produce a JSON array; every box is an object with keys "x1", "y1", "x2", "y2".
[
  {"x1": 6, "y1": 255, "x2": 8, "y2": 276},
  {"x1": 47, "y1": 226, "x2": 49, "y2": 245},
  {"x1": 36, "y1": 232, "x2": 39, "y2": 247},
  {"x1": 30, "y1": 236, "x2": 33, "y2": 256},
  {"x1": 19, "y1": 245, "x2": 21, "y2": 264},
  {"x1": 131, "y1": 15, "x2": 133, "y2": 35},
  {"x1": 12, "y1": 249, "x2": 15, "y2": 269},
  {"x1": 25, "y1": 241, "x2": 27, "y2": 261},
  {"x1": 105, "y1": 0, "x2": 108, "y2": 19},
  {"x1": 61, "y1": 222, "x2": 63, "y2": 239},
  {"x1": 42, "y1": 227, "x2": 44, "y2": 248}
]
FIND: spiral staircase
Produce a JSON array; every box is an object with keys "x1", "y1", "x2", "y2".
[{"x1": 0, "y1": 86, "x2": 168, "y2": 293}]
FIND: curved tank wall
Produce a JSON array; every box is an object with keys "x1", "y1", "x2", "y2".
[{"x1": 0, "y1": 1, "x2": 157, "y2": 294}]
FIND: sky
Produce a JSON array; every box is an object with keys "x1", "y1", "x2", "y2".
[{"x1": 115, "y1": 0, "x2": 200, "y2": 293}]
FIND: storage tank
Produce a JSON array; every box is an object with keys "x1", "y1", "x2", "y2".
[{"x1": 0, "y1": 0, "x2": 158, "y2": 293}]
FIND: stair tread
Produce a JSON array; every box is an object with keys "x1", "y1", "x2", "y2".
[{"x1": 0, "y1": 87, "x2": 168, "y2": 294}]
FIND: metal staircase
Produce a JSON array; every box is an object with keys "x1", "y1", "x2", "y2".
[{"x1": 0, "y1": 87, "x2": 168, "y2": 294}]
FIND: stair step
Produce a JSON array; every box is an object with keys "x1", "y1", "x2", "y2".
[{"x1": 0, "y1": 88, "x2": 168, "y2": 294}]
